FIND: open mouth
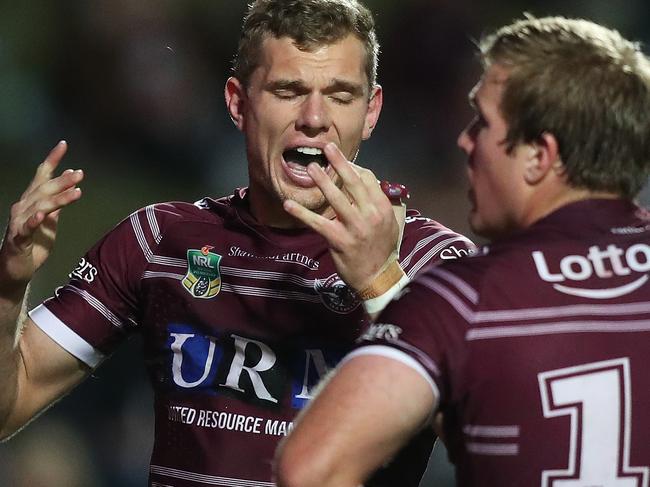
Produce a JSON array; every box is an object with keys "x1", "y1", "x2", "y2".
[{"x1": 283, "y1": 147, "x2": 328, "y2": 168}]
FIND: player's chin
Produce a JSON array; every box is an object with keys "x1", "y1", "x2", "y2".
[
  {"x1": 286, "y1": 188, "x2": 328, "y2": 212},
  {"x1": 469, "y1": 214, "x2": 509, "y2": 240},
  {"x1": 468, "y1": 212, "x2": 487, "y2": 237}
]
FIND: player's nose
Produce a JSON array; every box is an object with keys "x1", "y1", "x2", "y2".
[
  {"x1": 296, "y1": 93, "x2": 331, "y2": 134},
  {"x1": 457, "y1": 125, "x2": 474, "y2": 155}
]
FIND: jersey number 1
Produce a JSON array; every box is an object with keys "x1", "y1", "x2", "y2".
[{"x1": 538, "y1": 358, "x2": 649, "y2": 487}]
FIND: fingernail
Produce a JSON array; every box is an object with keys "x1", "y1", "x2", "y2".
[{"x1": 307, "y1": 162, "x2": 322, "y2": 174}]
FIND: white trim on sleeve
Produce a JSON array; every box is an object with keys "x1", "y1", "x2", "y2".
[
  {"x1": 340, "y1": 344, "x2": 440, "y2": 400},
  {"x1": 29, "y1": 304, "x2": 105, "y2": 368}
]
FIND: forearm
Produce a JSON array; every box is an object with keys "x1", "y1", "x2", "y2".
[
  {"x1": 0, "y1": 141, "x2": 86, "y2": 439},
  {"x1": 275, "y1": 356, "x2": 435, "y2": 487},
  {"x1": 0, "y1": 283, "x2": 29, "y2": 437}
]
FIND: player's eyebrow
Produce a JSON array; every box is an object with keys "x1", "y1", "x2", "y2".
[
  {"x1": 322, "y1": 79, "x2": 365, "y2": 97},
  {"x1": 468, "y1": 92, "x2": 487, "y2": 119},
  {"x1": 265, "y1": 79, "x2": 309, "y2": 93},
  {"x1": 265, "y1": 78, "x2": 365, "y2": 97}
]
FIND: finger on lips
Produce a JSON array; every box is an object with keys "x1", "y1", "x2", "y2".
[
  {"x1": 324, "y1": 143, "x2": 360, "y2": 179},
  {"x1": 322, "y1": 143, "x2": 409, "y2": 206}
]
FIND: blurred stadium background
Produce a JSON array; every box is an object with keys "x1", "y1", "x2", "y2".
[{"x1": 0, "y1": 0, "x2": 648, "y2": 485}]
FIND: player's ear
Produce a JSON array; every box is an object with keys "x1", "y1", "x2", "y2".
[
  {"x1": 225, "y1": 77, "x2": 247, "y2": 131},
  {"x1": 362, "y1": 84, "x2": 383, "y2": 140},
  {"x1": 523, "y1": 132, "x2": 561, "y2": 185}
]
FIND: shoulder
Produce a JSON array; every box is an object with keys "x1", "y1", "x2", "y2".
[
  {"x1": 403, "y1": 209, "x2": 474, "y2": 247},
  {"x1": 102, "y1": 197, "x2": 231, "y2": 252},
  {"x1": 126, "y1": 197, "x2": 228, "y2": 231},
  {"x1": 413, "y1": 230, "x2": 546, "y2": 304},
  {"x1": 398, "y1": 208, "x2": 476, "y2": 275}
]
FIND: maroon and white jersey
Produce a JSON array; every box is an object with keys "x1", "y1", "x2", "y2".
[
  {"x1": 29, "y1": 188, "x2": 474, "y2": 487},
  {"x1": 352, "y1": 199, "x2": 650, "y2": 486}
]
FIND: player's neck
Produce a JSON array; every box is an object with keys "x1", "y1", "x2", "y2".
[
  {"x1": 247, "y1": 187, "x2": 337, "y2": 229},
  {"x1": 523, "y1": 186, "x2": 621, "y2": 229},
  {"x1": 249, "y1": 199, "x2": 295, "y2": 229},
  {"x1": 245, "y1": 191, "x2": 299, "y2": 229}
]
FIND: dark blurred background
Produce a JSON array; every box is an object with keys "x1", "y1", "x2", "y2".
[{"x1": 1, "y1": 1, "x2": 648, "y2": 485}]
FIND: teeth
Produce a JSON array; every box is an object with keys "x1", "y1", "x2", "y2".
[{"x1": 295, "y1": 147, "x2": 323, "y2": 156}]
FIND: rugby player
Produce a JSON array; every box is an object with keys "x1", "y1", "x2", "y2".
[
  {"x1": 0, "y1": 1, "x2": 473, "y2": 485},
  {"x1": 276, "y1": 15, "x2": 650, "y2": 487}
]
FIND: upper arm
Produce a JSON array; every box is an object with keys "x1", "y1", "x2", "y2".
[
  {"x1": 0, "y1": 316, "x2": 90, "y2": 440},
  {"x1": 275, "y1": 354, "x2": 437, "y2": 487}
]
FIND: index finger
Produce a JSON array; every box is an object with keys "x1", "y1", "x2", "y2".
[
  {"x1": 323, "y1": 142, "x2": 359, "y2": 177},
  {"x1": 24, "y1": 141, "x2": 69, "y2": 194},
  {"x1": 323, "y1": 143, "x2": 367, "y2": 201}
]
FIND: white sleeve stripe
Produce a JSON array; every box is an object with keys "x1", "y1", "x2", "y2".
[
  {"x1": 406, "y1": 236, "x2": 473, "y2": 278},
  {"x1": 65, "y1": 285, "x2": 126, "y2": 329},
  {"x1": 418, "y1": 277, "x2": 475, "y2": 322},
  {"x1": 130, "y1": 212, "x2": 153, "y2": 261},
  {"x1": 146, "y1": 205, "x2": 163, "y2": 244},
  {"x1": 427, "y1": 267, "x2": 479, "y2": 304},
  {"x1": 28, "y1": 305, "x2": 104, "y2": 368},
  {"x1": 340, "y1": 345, "x2": 440, "y2": 400},
  {"x1": 400, "y1": 230, "x2": 451, "y2": 267}
]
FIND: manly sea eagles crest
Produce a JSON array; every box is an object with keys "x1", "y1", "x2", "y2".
[{"x1": 315, "y1": 274, "x2": 360, "y2": 314}]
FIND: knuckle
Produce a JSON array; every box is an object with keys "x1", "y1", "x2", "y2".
[
  {"x1": 35, "y1": 161, "x2": 49, "y2": 176},
  {"x1": 341, "y1": 233, "x2": 357, "y2": 250},
  {"x1": 352, "y1": 222, "x2": 371, "y2": 241},
  {"x1": 360, "y1": 168, "x2": 376, "y2": 181},
  {"x1": 10, "y1": 202, "x2": 25, "y2": 219},
  {"x1": 366, "y1": 207, "x2": 383, "y2": 224}
]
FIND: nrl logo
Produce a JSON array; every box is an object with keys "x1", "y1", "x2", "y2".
[
  {"x1": 182, "y1": 246, "x2": 222, "y2": 299},
  {"x1": 315, "y1": 274, "x2": 360, "y2": 314}
]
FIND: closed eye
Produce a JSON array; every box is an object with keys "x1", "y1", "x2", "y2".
[
  {"x1": 273, "y1": 89, "x2": 301, "y2": 100},
  {"x1": 329, "y1": 92, "x2": 354, "y2": 104},
  {"x1": 467, "y1": 114, "x2": 487, "y2": 137}
]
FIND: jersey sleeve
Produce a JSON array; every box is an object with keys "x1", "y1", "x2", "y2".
[
  {"x1": 344, "y1": 263, "x2": 477, "y2": 406},
  {"x1": 29, "y1": 205, "x2": 162, "y2": 367},
  {"x1": 399, "y1": 210, "x2": 475, "y2": 279}
]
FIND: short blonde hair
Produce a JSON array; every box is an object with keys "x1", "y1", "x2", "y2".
[
  {"x1": 481, "y1": 15, "x2": 650, "y2": 198},
  {"x1": 233, "y1": 0, "x2": 379, "y2": 91}
]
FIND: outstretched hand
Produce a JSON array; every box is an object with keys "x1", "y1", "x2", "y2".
[
  {"x1": 0, "y1": 141, "x2": 83, "y2": 291},
  {"x1": 283, "y1": 142, "x2": 399, "y2": 291}
]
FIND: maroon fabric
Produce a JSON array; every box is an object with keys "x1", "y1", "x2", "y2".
[
  {"x1": 38, "y1": 188, "x2": 474, "y2": 486},
  {"x1": 362, "y1": 199, "x2": 650, "y2": 486}
]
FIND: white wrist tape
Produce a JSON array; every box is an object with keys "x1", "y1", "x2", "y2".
[{"x1": 362, "y1": 272, "x2": 409, "y2": 316}]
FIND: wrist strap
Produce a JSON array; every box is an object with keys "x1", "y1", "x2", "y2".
[
  {"x1": 357, "y1": 260, "x2": 406, "y2": 300},
  {"x1": 362, "y1": 271, "x2": 410, "y2": 316}
]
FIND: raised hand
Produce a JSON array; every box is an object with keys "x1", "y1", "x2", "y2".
[
  {"x1": 283, "y1": 142, "x2": 399, "y2": 291},
  {"x1": 0, "y1": 141, "x2": 83, "y2": 291}
]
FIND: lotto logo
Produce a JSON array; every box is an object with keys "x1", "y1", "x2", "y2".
[{"x1": 532, "y1": 243, "x2": 650, "y2": 298}]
